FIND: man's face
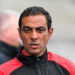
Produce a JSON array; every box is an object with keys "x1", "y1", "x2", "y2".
[{"x1": 19, "y1": 15, "x2": 53, "y2": 56}]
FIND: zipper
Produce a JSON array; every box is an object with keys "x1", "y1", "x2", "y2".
[{"x1": 34, "y1": 58, "x2": 42, "y2": 75}]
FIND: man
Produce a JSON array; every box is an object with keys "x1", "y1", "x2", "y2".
[
  {"x1": 0, "y1": 6, "x2": 75, "y2": 75},
  {"x1": 0, "y1": 10, "x2": 22, "y2": 64}
]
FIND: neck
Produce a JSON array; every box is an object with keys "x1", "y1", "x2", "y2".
[{"x1": 23, "y1": 48, "x2": 47, "y2": 57}]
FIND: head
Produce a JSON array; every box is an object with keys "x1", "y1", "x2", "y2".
[
  {"x1": 18, "y1": 6, "x2": 53, "y2": 56},
  {"x1": 0, "y1": 10, "x2": 23, "y2": 47}
]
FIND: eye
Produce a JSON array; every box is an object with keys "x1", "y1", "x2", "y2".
[
  {"x1": 36, "y1": 27, "x2": 46, "y2": 33},
  {"x1": 23, "y1": 28, "x2": 32, "y2": 33}
]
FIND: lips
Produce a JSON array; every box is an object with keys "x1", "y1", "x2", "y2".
[{"x1": 30, "y1": 44, "x2": 39, "y2": 49}]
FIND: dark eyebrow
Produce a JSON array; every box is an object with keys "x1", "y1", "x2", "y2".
[
  {"x1": 22, "y1": 26, "x2": 46, "y2": 31},
  {"x1": 22, "y1": 26, "x2": 31, "y2": 29},
  {"x1": 36, "y1": 26, "x2": 46, "y2": 29}
]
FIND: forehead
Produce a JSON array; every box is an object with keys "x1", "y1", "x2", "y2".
[{"x1": 21, "y1": 15, "x2": 47, "y2": 28}]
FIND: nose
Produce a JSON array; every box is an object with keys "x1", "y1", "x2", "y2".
[{"x1": 30, "y1": 30, "x2": 38, "y2": 40}]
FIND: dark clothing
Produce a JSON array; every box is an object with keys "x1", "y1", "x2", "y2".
[
  {"x1": 0, "y1": 41, "x2": 19, "y2": 64},
  {"x1": 0, "y1": 48, "x2": 75, "y2": 75}
]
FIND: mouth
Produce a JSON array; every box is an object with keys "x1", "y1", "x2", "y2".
[{"x1": 30, "y1": 43, "x2": 39, "y2": 49}]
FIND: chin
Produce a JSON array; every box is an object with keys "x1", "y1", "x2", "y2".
[{"x1": 29, "y1": 50, "x2": 42, "y2": 56}]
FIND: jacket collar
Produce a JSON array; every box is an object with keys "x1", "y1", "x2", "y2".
[
  {"x1": 0, "y1": 41, "x2": 18, "y2": 56},
  {"x1": 17, "y1": 47, "x2": 48, "y2": 65}
]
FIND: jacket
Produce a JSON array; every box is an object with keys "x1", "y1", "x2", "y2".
[
  {"x1": 0, "y1": 41, "x2": 19, "y2": 64},
  {"x1": 0, "y1": 48, "x2": 75, "y2": 75}
]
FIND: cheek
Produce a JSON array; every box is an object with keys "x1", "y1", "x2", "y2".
[
  {"x1": 21, "y1": 34, "x2": 29, "y2": 45},
  {"x1": 40, "y1": 34, "x2": 49, "y2": 46}
]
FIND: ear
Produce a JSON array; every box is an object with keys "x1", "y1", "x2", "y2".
[
  {"x1": 18, "y1": 28, "x2": 21, "y2": 39},
  {"x1": 48, "y1": 28, "x2": 53, "y2": 40}
]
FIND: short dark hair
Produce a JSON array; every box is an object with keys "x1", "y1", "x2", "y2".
[{"x1": 19, "y1": 6, "x2": 52, "y2": 30}]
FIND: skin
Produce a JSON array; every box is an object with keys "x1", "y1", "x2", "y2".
[
  {"x1": 0, "y1": 15, "x2": 22, "y2": 47},
  {"x1": 19, "y1": 15, "x2": 53, "y2": 57}
]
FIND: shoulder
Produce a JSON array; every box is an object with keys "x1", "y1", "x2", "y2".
[
  {"x1": 0, "y1": 57, "x2": 23, "y2": 75},
  {"x1": 0, "y1": 52, "x2": 8, "y2": 64},
  {"x1": 48, "y1": 51, "x2": 75, "y2": 75},
  {"x1": 0, "y1": 52, "x2": 14, "y2": 64}
]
